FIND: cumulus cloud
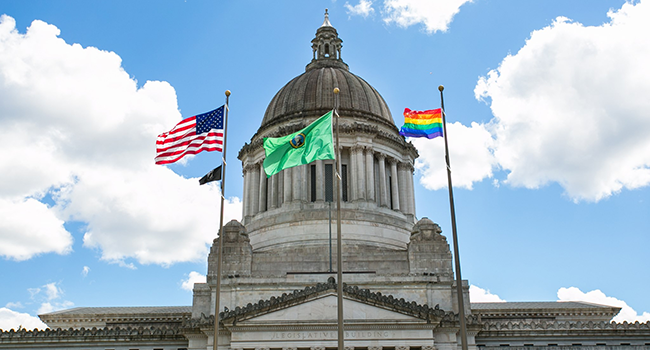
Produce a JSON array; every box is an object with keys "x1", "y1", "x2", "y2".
[
  {"x1": 0, "y1": 198, "x2": 72, "y2": 261},
  {"x1": 413, "y1": 121, "x2": 496, "y2": 190},
  {"x1": 181, "y1": 271, "x2": 207, "y2": 291},
  {"x1": 469, "y1": 285, "x2": 505, "y2": 303},
  {"x1": 0, "y1": 308, "x2": 47, "y2": 331},
  {"x1": 0, "y1": 15, "x2": 241, "y2": 265},
  {"x1": 345, "y1": 0, "x2": 375, "y2": 18},
  {"x1": 557, "y1": 287, "x2": 650, "y2": 323},
  {"x1": 475, "y1": 1, "x2": 650, "y2": 201},
  {"x1": 382, "y1": 0, "x2": 472, "y2": 33},
  {"x1": 81, "y1": 266, "x2": 90, "y2": 277}
]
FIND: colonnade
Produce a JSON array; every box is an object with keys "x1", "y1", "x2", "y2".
[{"x1": 241, "y1": 146, "x2": 416, "y2": 221}]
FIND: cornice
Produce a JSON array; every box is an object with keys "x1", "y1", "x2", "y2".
[
  {"x1": 478, "y1": 320, "x2": 650, "y2": 336},
  {"x1": 0, "y1": 325, "x2": 184, "y2": 342}
]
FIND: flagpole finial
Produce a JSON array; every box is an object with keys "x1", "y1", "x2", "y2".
[
  {"x1": 225, "y1": 90, "x2": 231, "y2": 96},
  {"x1": 438, "y1": 85, "x2": 444, "y2": 92},
  {"x1": 333, "y1": 87, "x2": 340, "y2": 94}
]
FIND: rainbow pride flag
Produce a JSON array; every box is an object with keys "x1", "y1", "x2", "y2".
[{"x1": 399, "y1": 108, "x2": 443, "y2": 139}]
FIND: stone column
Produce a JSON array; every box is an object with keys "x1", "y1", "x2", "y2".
[
  {"x1": 315, "y1": 160, "x2": 324, "y2": 202},
  {"x1": 269, "y1": 174, "x2": 278, "y2": 209},
  {"x1": 242, "y1": 166, "x2": 249, "y2": 218},
  {"x1": 377, "y1": 153, "x2": 388, "y2": 207},
  {"x1": 398, "y1": 162, "x2": 410, "y2": 214},
  {"x1": 389, "y1": 158, "x2": 400, "y2": 211},
  {"x1": 354, "y1": 145, "x2": 366, "y2": 200},
  {"x1": 301, "y1": 164, "x2": 308, "y2": 202},
  {"x1": 250, "y1": 164, "x2": 260, "y2": 216},
  {"x1": 283, "y1": 167, "x2": 292, "y2": 204},
  {"x1": 258, "y1": 162, "x2": 267, "y2": 213},
  {"x1": 407, "y1": 163, "x2": 416, "y2": 217},
  {"x1": 349, "y1": 147, "x2": 358, "y2": 201},
  {"x1": 292, "y1": 165, "x2": 302, "y2": 202},
  {"x1": 365, "y1": 147, "x2": 375, "y2": 201}
]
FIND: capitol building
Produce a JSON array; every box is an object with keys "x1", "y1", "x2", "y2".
[{"x1": 1, "y1": 12, "x2": 649, "y2": 350}]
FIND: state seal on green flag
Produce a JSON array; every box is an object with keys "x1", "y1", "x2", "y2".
[{"x1": 263, "y1": 110, "x2": 335, "y2": 177}]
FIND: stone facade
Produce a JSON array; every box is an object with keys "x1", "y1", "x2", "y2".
[{"x1": 3, "y1": 10, "x2": 648, "y2": 350}]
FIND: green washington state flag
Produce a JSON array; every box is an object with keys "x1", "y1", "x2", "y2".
[{"x1": 263, "y1": 110, "x2": 335, "y2": 177}]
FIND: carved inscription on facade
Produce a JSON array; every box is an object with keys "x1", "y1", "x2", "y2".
[{"x1": 270, "y1": 331, "x2": 393, "y2": 340}]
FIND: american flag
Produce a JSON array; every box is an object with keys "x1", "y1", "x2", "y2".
[{"x1": 155, "y1": 106, "x2": 225, "y2": 165}]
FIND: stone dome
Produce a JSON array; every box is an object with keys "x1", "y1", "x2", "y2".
[
  {"x1": 260, "y1": 68, "x2": 395, "y2": 131},
  {"x1": 258, "y1": 11, "x2": 395, "y2": 134}
]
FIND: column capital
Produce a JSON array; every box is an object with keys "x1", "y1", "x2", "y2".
[
  {"x1": 351, "y1": 144, "x2": 365, "y2": 153},
  {"x1": 388, "y1": 157, "x2": 399, "y2": 165},
  {"x1": 398, "y1": 161, "x2": 412, "y2": 170},
  {"x1": 376, "y1": 152, "x2": 386, "y2": 161},
  {"x1": 244, "y1": 164, "x2": 257, "y2": 172}
]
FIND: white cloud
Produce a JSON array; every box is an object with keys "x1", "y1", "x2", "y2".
[
  {"x1": 413, "y1": 121, "x2": 495, "y2": 190},
  {"x1": 345, "y1": 0, "x2": 375, "y2": 18},
  {"x1": 37, "y1": 301, "x2": 74, "y2": 315},
  {"x1": 0, "y1": 15, "x2": 242, "y2": 265},
  {"x1": 0, "y1": 198, "x2": 73, "y2": 261},
  {"x1": 475, "y1": 1, "x2": 650, "y2": 201},
  {"x1": 382, "y1": 0, "x2": 472, "y2": 33},
  {"x1": 65, "y1": 166, "x2": 243, "y2": 265},
  {"x1": 81, "y1": 266, "x2": 90, "y2": 277},
  {"x1": 27, "y1": 282, "x2": 74, "y2": 316},
  {"x1": 557, "y1": 287, "x2": 650, "y2": 323},
  {"x1": 469, "y1": 285, "x2": 505, "y2": 303},
  {"x1": 181, "y1": 271, "x2": 207, "y2": 291},
  {"x1": 0, "y1": 308, "x2": 47, "y2": 331},
  {"x1": 42, "y1": 282, "x2": 61, "y2": 301},
  {"x1": 5, "y1": 302, "x2": 23, "y2": 309}
]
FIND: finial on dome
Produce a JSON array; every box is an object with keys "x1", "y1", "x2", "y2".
[
  {"x1": 321, "y1": 8, "x2": 332, "y2": 27},
  {"x1": 306, "y1": 9, "x2": 349, "y2": 71}
]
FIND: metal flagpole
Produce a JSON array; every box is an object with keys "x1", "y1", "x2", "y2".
[
  {"x1": 333, "y1": 87, "x2": 345, "y2": 350},
  {"x1": 439, "y1": 85, "x2": 469, "y2": 350},
  {"x1": 213, "y1": 90, "x2": 231, "y2": 350},
  {"x1": 329, "y1": 201, "x2": 333, "y2": 273}
]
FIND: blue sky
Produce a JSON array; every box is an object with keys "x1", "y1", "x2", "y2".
[{"x1": 1, "y1": 0, "x2": 649, "y2": 329}]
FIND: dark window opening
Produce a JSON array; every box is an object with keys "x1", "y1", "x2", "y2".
[
  {"x1": 310, "y1": 164, "x2": 316, "y2": 202},
  {"x1": 341, "y1": 164, "x2": 348, "y2": 202},
  {"x1": 388, "y1": 175, "x2": 393, "y2": 208},
  {"x1": 321, "y1": 163, "x2": 347, "y2": 202},
  {"x1": 264, "y1": 177, "x2": 268, "y2": 211},
  {"x1": 325, "y1": 164, "x2": 333, "y2": 202}
]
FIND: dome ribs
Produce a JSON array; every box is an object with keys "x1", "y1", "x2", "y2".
[
  {"x1": 304, "y1": 69, "x2": 319, "y2": 111},
  {"x1": 259, "y1": 68, "x2": 396, "y2": 133}
]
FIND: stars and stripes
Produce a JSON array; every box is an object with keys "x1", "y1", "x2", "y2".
[{"x1": 155, "y1": 106, "x2": 225, "y2": 165}]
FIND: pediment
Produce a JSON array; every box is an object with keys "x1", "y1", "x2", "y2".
[
  {"x1": 246, "y1": 293, "x2": 421, "y2": 324},
  {"x1": 219, "y1": 280, "x2": 450, "y2": 327}
]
